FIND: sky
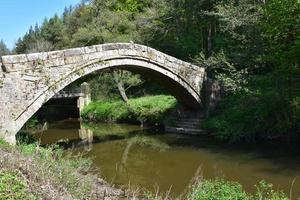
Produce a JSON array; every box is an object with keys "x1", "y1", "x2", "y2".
[{"x1": 0, "y1": 0, "x2": 80, "y2": 50}]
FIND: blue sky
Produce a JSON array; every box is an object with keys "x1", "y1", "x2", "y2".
[{"x1": 0, "y1": 0, "x2": 80, "y2": 50}]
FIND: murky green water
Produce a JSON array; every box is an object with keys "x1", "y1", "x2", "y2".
[{"x1": 33, "y1": 119, "x2": 300, "y2": 199}]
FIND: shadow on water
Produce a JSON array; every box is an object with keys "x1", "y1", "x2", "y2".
[{"x1": 29, "y1": 119, "x2": 300, "y2": 199}]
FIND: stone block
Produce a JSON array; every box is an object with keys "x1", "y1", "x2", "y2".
[
  {"x1": 64, "y1": 47, "x2": 84, "y2": 57},
  {"x1": 27, "y1": 52, "x2": 48, "y2": 61},
  {"x1": 2, "y1": 54, "x2": 28, "y2": 64},
  {"x1": 84, "y1": 45, "x2": 97, "y2": 53},
  {"x1": 44, "y1": 58, "x2": 65, "y2": 67},
  {"x1": 64, "y1": 55, "x2": 83, "y2": 64},
  {"x1": 102, "y1": 44, "x2": 118, "y2": 51},
  {"x1": 95, "y1": 45, "x2": 103, "y2": 52},
  {"x1": 48, "y1": 50, "x2": 64, "y2": 59}
]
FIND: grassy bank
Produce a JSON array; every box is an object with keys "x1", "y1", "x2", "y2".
[
  {"x1": 0, "y1": 139, "x2": 128, "y2": 200},
  {"x1": 81, "y1": 95, "x2": 177, "y2": 125}
]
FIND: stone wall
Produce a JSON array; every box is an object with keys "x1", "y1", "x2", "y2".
[{"x1": 0, "y1": 43, "x2": 205, "y2": 143}]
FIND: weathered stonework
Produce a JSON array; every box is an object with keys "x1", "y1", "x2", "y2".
[{"x1": 0, "y1": 43, "x2": 205, "y2": 144}]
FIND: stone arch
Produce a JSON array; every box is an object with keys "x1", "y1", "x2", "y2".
[{"x1": 0, "y1": 43, "x2": 205, "y2": 143}]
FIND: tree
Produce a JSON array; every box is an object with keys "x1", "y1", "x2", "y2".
[
  {"x1": 261, "y1": 0, "x2": 300, "y2": 69},
  {"x1": 0, "y1": 40, "x2": 10, "y2": 56},
  {"x1": 212, "y1": 0, "x2": 264, "y2": 71},
  {"x1": 25, "y1": 38, "x2": 54, "y2": 53},
  {"x1": 40, "y1": 15, "x2": 66, "y2": 49},
  {"x1": 113, "y1": 70, "x2": 143, "y2": 103},
  {"x1": 15, "y1": 26, "x2": 41, "y2": 54}
]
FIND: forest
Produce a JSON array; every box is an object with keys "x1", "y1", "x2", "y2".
[{"x1": 1, "y1": 0, "x2": 299, "y2": 142}]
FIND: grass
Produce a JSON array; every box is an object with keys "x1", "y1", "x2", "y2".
[
  {"x1": 0, "y1": 170, "x2": 36, "y2": 200},
  {"x1": 187, "y1": 179, "x2": 289, "y2": 200},
  {"x1": 81, "y1": 95, "x2": 177, "y2": 125},
  {"x1": 0, "y1": 139, "x2": 126, "y2": 199}
]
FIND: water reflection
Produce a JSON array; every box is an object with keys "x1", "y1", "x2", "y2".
[
  {"x1": 78, "y1": 124, "x2": 93, "y2": 151},
  {"x1": 32, "y1": 119, "x2": 300, "y2": 199},
  {"x1": 33, "y1": 119, "x2": 150, "y2": 150}
]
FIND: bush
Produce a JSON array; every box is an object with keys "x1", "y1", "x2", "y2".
[
  {"x1": 187, "y1": 179, "x2": 250, "y2": 200},
  {"x1": 187, "y1": 179, "x2": 288, "y2": 200},
  {"x1": 203, "y1": 74, "x2": 300, "y2": 142},
  {"x1": 81, "y1": 95, "x2": 177, "y2": 125},
  {"x1": 0, "y1": 170, "x2": 36, "y2": 200}
]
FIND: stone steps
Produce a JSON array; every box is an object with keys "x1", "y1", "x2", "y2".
[
  {"x1": 165, "y1": 114, "x2": 207, "y2": 135},
  {"x1": 172, "y1": 123, "x2": 200, "y2": 128},
  {"x1": 172, "y1": 119, "x2": 203, "y2": 125},
  {"x1": 165, "y1": 126, "x2": 207, "y2": 135}
]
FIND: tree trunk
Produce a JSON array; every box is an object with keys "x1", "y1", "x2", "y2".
[
  {"x1": 207, "y1": 24, "x2": 212, "y2": 57},
  {"x1": 117, "y1": 81, "x2": 129, "y2": 103},
  {"x1": 113, "y1": 70, "x2": 129, "y2": 103}
]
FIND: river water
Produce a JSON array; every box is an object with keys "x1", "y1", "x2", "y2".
[{"x1": 32, "y1": 119, "x2": 300, "y2": 199}]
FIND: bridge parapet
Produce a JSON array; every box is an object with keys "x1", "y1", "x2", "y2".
[{"x1": 1, "y1": 43, "x2": 200, "y2": 72}]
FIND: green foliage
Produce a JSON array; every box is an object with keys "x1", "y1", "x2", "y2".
[
  {"x1": 81, "y1": 100, "x2": 128, "y2": 121},
  {"x1": 204, "y1": 74, "x2": 300, "y2": 142},
  {"x1": 187, "y1": 179, "x2": 250, "y2": 200},
  {"x1": 24, "y1": 116, "x2": 39, "y2": 129},
  {"x1": 0, "y1": 171, "x2": 36, "y2": 200},
  {"x1": 0, "y1": 140, "x2": 95, "y2": 199},
  {"x1": 212, "y1": 0, "x2": 263, "y2": 69},
  {"x1": 85, "y1": 70, "x2": 120, "y2": 101},
  {"x1": 203, "y1": 0, "x2": 300, "y2": 142},
  {"x1": 260, "y1": 0, "x2": 300, "y2": 68},
  {"x1": 81, "y1": 95, "x2": 177, "y2": 124},
  {"x1": 187, "y1": 179, "x2": 288, "y2": 200},
  {"x1": 254, "y1": 181, "x2": 289, "y2": 200},
  {"x1": 194, "y1": 51, "x2": 249, "y2": 94},
  {"x1": 128, "y1": 95, "x2": 177, "y2": 123},
  {"x1": 40, "y1": 15, "x2": 65, "y2": 49},
  {"x1": 0, "y1": 40, "x2": 10, "y2": 56},
  {"x1": 113, "y1": 0, "x2": 152, "y2": 13}
]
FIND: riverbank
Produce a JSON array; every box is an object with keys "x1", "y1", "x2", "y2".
[
  {"x1": 81, "y1": 95, "x2": 177, "y2": 125},
  {"x1": 0, "y1": 139, "x2": 129, "y2": 200},
  {"x1": 0, "y1": 137, "x2": 290, "y2": 200}
]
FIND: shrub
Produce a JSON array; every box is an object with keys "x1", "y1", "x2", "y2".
[
  {"x1": 187, "y1": 179, "x2": 288, "y2": 200},
  {"x1": 203, "y1": 74, "x2": 299, "y2": 142},
  {"x1": 0, "y1": 170, "x2": 36, "y2": 200},
  {"x1": 187, "y1": 179, "x2": 250, "y2": 200},
  {"x1": 81, "y1": 95, "x2": 177, "y2": 125}
]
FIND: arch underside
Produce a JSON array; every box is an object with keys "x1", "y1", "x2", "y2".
[{"x1": 14, "y1": 57, "x2": 202, "y2": 133}]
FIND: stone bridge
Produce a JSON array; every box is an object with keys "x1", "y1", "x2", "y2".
[{"x1": 0, "y1": 43, "x2": 206, "y2": 144}]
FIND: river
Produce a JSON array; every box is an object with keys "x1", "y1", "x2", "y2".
[{"x1": 32, "y1": 119, "x2": 300, "y2": 199}]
